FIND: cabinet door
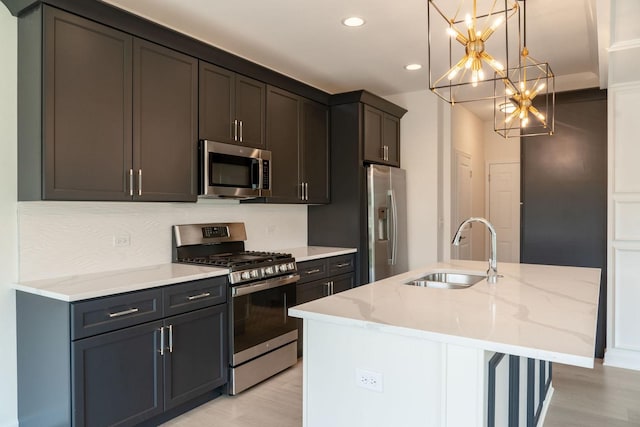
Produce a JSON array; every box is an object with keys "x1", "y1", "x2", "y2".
[
  {"x1": 163, "y1": 305, "x2": 227, "y2": 410},
  {"x1": 363, "y1": 105, "x2": 384, "y2": 163},
  {"x1": 296, "y1": 279, "x2": 329, "y2": 357},
  {"x1": 199, "y1": 61, "x2": 235, "y2": 144},
  {"x1": 43, "y1": 7, "x2": 132, "y2": 200},
  {"x1": 235, "y1": 75, "x2": 266, "y2": 148},
  {"x1": 133, "y1": 39, "x2": 198, "y2": 202},
  {"x1": 331, "y1": 273, "x2": 355, "y2": 294},
  {"x1": 72, "y1": 321, "x2": 163, "y2": 427},
  {"x1": 383, "y1": 113, "x2": 400, "y2": 167},
  {"x1": 302, "y1": 99, "x2": 330, "y2": 204},
  {"x1": 266, "y1": 86, "x2": 302, "y2": 202}
]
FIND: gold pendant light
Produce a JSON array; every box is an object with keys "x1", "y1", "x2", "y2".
[
  {"x1": 428, "y1": 0, "x2": 520, "y2": 104},
  {"x1": 494, "y1": 0, "x2": 555, "y2": 138}
]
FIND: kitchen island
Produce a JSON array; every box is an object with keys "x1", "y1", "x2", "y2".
[{"x1": 289, "y1": 260, "x2": 600, "y2": 427}]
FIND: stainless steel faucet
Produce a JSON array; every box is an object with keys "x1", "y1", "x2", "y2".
[{"x1": 452, "y1": 217, "x2": 499, "y2": 284}]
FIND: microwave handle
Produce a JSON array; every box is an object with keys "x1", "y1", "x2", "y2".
[{"x1": 252, "y1": 159, "x2": 264, "y2": 190}]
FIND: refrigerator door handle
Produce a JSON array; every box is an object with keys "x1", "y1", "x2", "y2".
[{"x1": 389, "y1": 189, "x2": 398, "y2": 265}]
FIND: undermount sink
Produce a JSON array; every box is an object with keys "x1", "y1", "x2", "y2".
[{"x1": 405, "y1": 272, "x2": 486, "y2": 290}]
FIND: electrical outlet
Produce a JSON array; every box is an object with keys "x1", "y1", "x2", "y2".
[
  {"x1": 113, "y1": 234, "x2": 130, "y2": 247},
  {"x1": 355, "y1": 368, "x2": 383, "y2": 392}
]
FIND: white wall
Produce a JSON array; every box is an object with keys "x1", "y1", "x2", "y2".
[
  {"x1": 450, "y1": 106, "x2": 486, "y2": 262},
  {"x1": 484, "y1": 121, "x2": 520, "y2": 165},
  {"x1": 0, "y1": 6, "x2": 18, "y2": 426},
  {"x1": 18, "y1": 201, "x2": 307, "y2": 281},
  {"x1": 386, "y1": 91, "x2": 440, "y2": 269},
  {"x1": 604, "y1": 0, "x2": 640, "y2": 371}
]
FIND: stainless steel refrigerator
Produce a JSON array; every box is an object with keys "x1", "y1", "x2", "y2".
[{"x1": 366, "y1": 164, "x2": 409, "y2": 282}]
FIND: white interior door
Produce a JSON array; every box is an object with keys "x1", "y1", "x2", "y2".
[
  {"x1": 488, "y1": 162, "x2": 520, "y2": 263},
  {"x1": 453, "y1": 151, "x2": 472, "y2": 260}
]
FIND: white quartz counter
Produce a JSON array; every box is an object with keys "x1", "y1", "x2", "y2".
[
  {"x1": 290, "y1": 260, "x2": 601, "y2": 368},
  {"x1": 281, "y1": 246, "x2": 357, "y2": 262},
  {"x1": 13, "y1": 264, "x2": 229, "y2": 302},
  {"x1": 14, "y1": 246, "x2": 356, "y2": 302}
]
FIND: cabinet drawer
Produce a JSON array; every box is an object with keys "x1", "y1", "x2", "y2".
[
  {"x1": 328, "y1": 254, "x2": 355, "y2": 275},
  {"x1": 71, "y1": 288, "x2": 163, "y2": 340},
  {"x1": 297, "y1": 259, "x2": 327, "y2": 284},
  {"x1": 163, "y1": 276, "x2": 227, "y2": 317}
]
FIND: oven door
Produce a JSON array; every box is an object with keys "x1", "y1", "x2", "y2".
[{"x1": 230, "y1": 274, "x2": 299, "y2": 366}]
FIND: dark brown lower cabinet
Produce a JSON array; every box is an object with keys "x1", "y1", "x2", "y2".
[
  {"x1": 295, "y1": 254, "x2": 356, "y2": 356},
  {"x1": 17, "y1": 277, "x2": 227, "y2": 427},
  {"x1": 72, "y1": 321, "x2": 164, "y2": 427}
]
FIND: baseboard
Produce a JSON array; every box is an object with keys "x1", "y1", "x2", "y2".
[
  {"x1": 536, "y1": 384, "x2": 554, "y2": 427},
  {"x1": 0, "y1": 419, "x2": 19, "y2": 427},
  {"x1": 604, "y1": 347, "x2": 640, "y2": 371}
]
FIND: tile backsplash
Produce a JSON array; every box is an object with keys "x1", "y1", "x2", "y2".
[{"x1": 18, "y1": 200, "x2": 307, "y2": 281}]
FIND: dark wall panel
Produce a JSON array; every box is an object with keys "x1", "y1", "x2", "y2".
[{"x1": 521, "y1": 88, "x2": 607, "y2": 357}]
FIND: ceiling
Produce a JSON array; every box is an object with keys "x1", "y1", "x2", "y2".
[{"x1": 101, "y1": 0, "x2": 607, "y2": 120}]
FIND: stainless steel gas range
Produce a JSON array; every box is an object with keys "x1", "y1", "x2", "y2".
[{"x1": 172, "y1": 222, "x2": 299, "y2": 395}]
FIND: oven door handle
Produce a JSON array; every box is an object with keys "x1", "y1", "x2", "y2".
[{"x1": 231, "y1": 273, "x2": 300, "y2": 297}]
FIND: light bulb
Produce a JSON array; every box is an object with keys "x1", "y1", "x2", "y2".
[
  {"x1": 476, "y1": 30, "x2": 482, "y2": 38},
  {"x1": 478, "y1": 69, "x2": 485, "y2": 80},
  {"x1": 493, "y1": 61, "x2": 504, "y2": 71},
  {"x1": 525, "y1": 90, "x2": 530, "y2": 96},
  {"x1": 491, "y1": 16, "x2": 504, "y2": 30},
  {"x1": 465, "y1": 57, "x2": 473, "y2": 69},
  {"x1": 537, "y1": 83, "x2": 546, "y2": 91},
  {"x1": 519, "y1": 82, "x2": 525, "y2": 91},
  {"x1": 465, "y1": 14, "x2": 472, "y2": 28},
  {"x1": 448, "y1": 67, "x2": 460, "y2": 80},
  {"x1": 505, "y1": 88, "x2": 513, "y2": 96},
  {"x1": 446, "y1": 27, "x2": 457, "y2": 37},
  {"x1": 522, "y1": 117, "x2": 529, "y2": 127},
  {"x1": 471, "y1": 70, "x2": 479, "y2": 87}
]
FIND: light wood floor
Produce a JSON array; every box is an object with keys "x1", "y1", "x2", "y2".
[{"x1": 162, "y1": 359, "x2": 640, "y2": 426}]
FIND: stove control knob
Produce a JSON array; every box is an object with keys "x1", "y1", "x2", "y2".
[
  {"x1": 250, "y1": 269, "x2": 259, "y2": 278},
  {"x1": 288, "y1": 262, "x2": 295, "y2": 271},
  {"x1": 241, "y1": 271, "x2": 251, "y2": 280},
  {"x1": 265, "y1": 266, "x2": 274, "y2": 275},
  {"x1": 280, "y1": 263, "x2": 289, "y2": 272}
]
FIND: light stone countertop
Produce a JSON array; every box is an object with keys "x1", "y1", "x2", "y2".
[
  {"x1": 290, "y1": 260, "x2": 601, "y2": 368},
  {"x1": 14, "y1": 246, "x2": 357, "y2": 302},
  {"x1": 281, "y1": 246, "x2": 357, "y2": 262}
]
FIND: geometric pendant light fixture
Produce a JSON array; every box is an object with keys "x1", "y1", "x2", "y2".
[
  {"x1": 494, "y1": 0, "x2": 555, "y2": 138},
  {"x1": 428, "y1": 0, "x2": 520, "y2": 104}
]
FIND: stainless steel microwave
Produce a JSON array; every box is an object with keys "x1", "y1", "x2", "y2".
[{"x1": 199, "y1": 140, "x2": 271, "y2": 199}]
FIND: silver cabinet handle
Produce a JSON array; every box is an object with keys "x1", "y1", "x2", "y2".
[
  {"x1": 300, "y1": 182, "x2": 305, "y2": 201},
  {"x1": 159, "y1": 326, "x2": 165, "y2": 356},
  {"x1": 304, "y1": 182, "x2": 309, "y2": 201},
  {"x1": 187, "y1": 292, "x2": 211, "y2": 301},
  {"x1": 306, "y1": 268, "x2": 321, "y2": 275},
  {"x1": 324, "y1": 281, "x2": 331, "y2": 296},
  {"x1": 138, "y1": 169, "x2": 142, "y2": 196},
  {"x1": 168, "y1": 324, "x2": 173, "y2": 353},
  {"x1": 239, "y1": 120, "x2": 243, "y2": 142},
  {"x1": 335, "y1": 262, "x2": 351, "y2": 268},
  {"x1": 331, "y1": 281, "x2": 334, "y2": 294},
  {"x1": 234, "y1": 119, "x2": 238, "y2": 141},
  {"x1": 129, "y1": 169, "x2": 134, "y2": 196},
  {"x1": 108, "y1": 307, "x2": 139, "y2": 318}
]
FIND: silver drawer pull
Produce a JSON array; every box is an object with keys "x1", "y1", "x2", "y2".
[
  {"x1": 187, "y1": 292, "x2": 211, "y2": 301},
  {"x1": 306, "y1": 268, "x2": 321, "y2": 274},
  {"x1": 335, "y1": 262, "x2": 351, "y2": 268},
  {"x1": 108, "y1": 307, "x2": 139, "y2": 318}
]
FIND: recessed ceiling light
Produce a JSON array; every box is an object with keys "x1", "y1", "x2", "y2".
[
  {"x1": 342, "y1": 17, "x2": 365, "y2": 27},
  {"x1": 405, "y1": 64, "x2": 422, "y2": 71},
  {"x1": 499, "y1": 102, "x2": 517, "y2": 114}
]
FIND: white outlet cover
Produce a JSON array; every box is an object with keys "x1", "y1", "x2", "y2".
[{"x1": 355, "y1": 368, "x2": 383, "y2": 393}]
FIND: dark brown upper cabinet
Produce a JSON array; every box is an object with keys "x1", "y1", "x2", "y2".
[
  {"x1": 20, "y1": 6, "x2": 197, "y2": 201},
  {"x1": 199, "y1": 61, "x2": 266, "y2": 148},
  {"x1": 265, "y1": 86, "x2": 329, "y2": 204},
  {"x1": 133, "y1": 39, "x2": 198, "y2": 202},
  {"x1": 363, "y1": 105, "x2": 400, "y2": 167}
]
